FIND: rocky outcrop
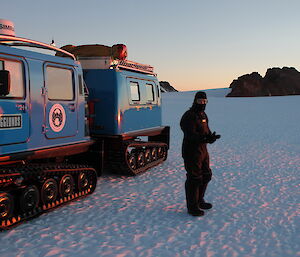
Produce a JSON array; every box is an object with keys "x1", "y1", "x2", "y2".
[
  {"x1": 227, "y1": 72, "x2": 263, "y2": 97},
  {"x1": 159, "y1": 81, "x2": 178, "y2": 92},
  {"x1": 227, "y1": 67, "x2": 300, "y2": 97}
]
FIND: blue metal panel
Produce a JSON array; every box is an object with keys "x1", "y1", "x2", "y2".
[
  {"x1": 83, "y1": 68, "x2": 162, "y2": 136},
  {"x1": 119, "y1": 73, "x2": 161, "y2": 134},
  {"x1": 121, "y1": 106, "x2": 161, "y2": 133},
  {"x1": 0, "y1": 44, "x2": 90, "y2": 158},
  {"x1": 83, "y1": 69, "x2": 118, "y2": 135},
  {"x1": 0, "y1": 104, "x2": 29, "y2": 146}
]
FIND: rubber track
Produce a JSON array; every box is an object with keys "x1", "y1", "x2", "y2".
[
  {"x1": 108, "y1": 141, "x2": 168, "y2": 175},
  {"x1": 0, "y1": 163, "x2": 97, "y2": 230}
]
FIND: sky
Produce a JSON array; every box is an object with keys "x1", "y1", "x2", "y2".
[{"x1": 2, "y1": 0, "x2": 300, "y2": 91}]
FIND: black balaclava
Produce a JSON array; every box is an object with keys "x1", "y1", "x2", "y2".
[{"x1": 191, "y1": 91, "x2": 207, "y2": 112}]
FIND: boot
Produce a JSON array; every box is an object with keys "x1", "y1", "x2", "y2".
[
  {"x1": 185, "y1": 178, "x2": 204, "y2": 216},
  {"x1": 188, "y1": 208, "x2": 205, "y2": 216},
  {"x1": 198, "y1": 182, "x2": 213, "y2": 210},
  {"x1": 199, "y1": 202, "x2": 213, "y2": 210}
]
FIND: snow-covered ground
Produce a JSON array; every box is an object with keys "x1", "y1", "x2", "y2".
[{"x1": 1, "y1": 89, "x2": 299, "y2": 257}]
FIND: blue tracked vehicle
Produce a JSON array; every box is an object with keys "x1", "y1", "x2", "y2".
[
  {"x1": 77, "y1": 51, "x2": 170, "y2": 175},
  {"x1": 0, "y1": 20, "x2": 169, "y2": 229}
]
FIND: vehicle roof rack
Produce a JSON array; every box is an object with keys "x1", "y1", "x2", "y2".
[
  {"x1": 0, "y1": 35, "x2": 75, "y2": 60},
  {"x1": 112, "y1": 59, "x2": 156, "y2": 76}
]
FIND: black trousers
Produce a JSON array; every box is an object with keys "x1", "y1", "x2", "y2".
[{"x1": 183, "y1": 151, "x2": 212, "y2": 211}]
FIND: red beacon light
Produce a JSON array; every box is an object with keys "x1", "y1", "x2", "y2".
[{"x1": 112, "y1": 44, "x2": 127, "y2": 60}]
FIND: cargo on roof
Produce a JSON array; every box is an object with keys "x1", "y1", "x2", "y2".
[
  {"x1": 58, "y1": 43, "x2": 155, "y2": 75},
  {"x1": 57, "y1": 44, "x2": 128, "y2": 60}
]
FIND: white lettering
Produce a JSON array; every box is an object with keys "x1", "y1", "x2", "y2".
[{"x1": 0, "y1": 115, "x2": 22, "y2": 129}]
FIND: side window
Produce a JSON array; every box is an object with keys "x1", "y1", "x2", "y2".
[
  {"x1": 46, "y1": 66, "x2": 74, "y2": 100},
  {"x1": 130, "y1": 81, "x2": 140, "y2": 101},
  {"x1": 146, "y1": 83, "x2": 155, "y2": 102},
  {"x1": 78, "y1": 74, "x2": 84, "y2": 95},
  {"x1": 0, "y1": 59, "x2": 24, "y2": 99},
  {"x1": 157, "y1": 84, "x2": 161, "y2": 98}
]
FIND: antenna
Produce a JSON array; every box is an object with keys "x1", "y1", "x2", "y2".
[{"x1": 50, "y1": 38, "x2": 56, "y2": 47}]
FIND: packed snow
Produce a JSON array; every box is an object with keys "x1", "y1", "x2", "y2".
[{"x1": 1, "y1": 89, "x2": 299, "y2": 257}]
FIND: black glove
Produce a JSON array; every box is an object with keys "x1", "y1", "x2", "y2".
[
  {"x1": 213, "y1": 131, "x2": 221, "y2": 140},
  {"x1": 207, "y1": 132, "x2": 221, "y2": 144}
]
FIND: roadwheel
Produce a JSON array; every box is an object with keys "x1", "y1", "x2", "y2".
[
  {"x1": 41, "y1": 178, "x2": 58, "y2": 204},
  {"x1": 145, "y1": 149, "x2": 151, "y2": 163},
  {"x1": 137, "y1": 152, "x2": 145, "y2": 168},
  {"x1": 0, "y1": 192, "x2": 14, "y2": 219},
  {"x1": 158, "y1": 147, "x2": 164, "y2": 158},
  {"x1": 162, "y1": 146, "x2": 168, "y2": 160},
  {"x1": 151, "y1": 147, "x2": 157, "y2": 161},
  {"x1": 59, "y1": 175, "x2": 74, "y2": 197},
  {"x1": 127, "y1": 153, "x2": 137, "y2": 171},
  {"x1": 78, "y1": 172, "x2": 89, "y2": 191},
  {"x1": 19, "y1": 185, "x2": 39, "y2": 212}
]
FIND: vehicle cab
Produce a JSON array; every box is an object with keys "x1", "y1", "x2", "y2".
[{"x1": 0, "y1": 19, "x2": 91, "y2": 164}]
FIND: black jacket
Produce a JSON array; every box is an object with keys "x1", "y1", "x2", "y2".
[{"x1": 180, "y1": 106, "x2": 211, "y2": 159}]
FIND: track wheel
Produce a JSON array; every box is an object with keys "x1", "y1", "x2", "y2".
[
  {"x1": 41, "y1": 179, "x2": 58, "y2": 204},
  {"x1": 162, "y1": 147, "x2": 168, "y2": 160},
  {"x1": 20, "y1": 185, "x2": 39, "y2": 212},
  {"x1": 89, "y1": 170, "x2": 98, "y2": 193},
  {"x1": 78, "y1": 172, "x2": 89, "y2": 191},
  {"x1": 59, "y1": 175, "x2": 74, "y2": 197},
  {"x1": 127, "y1": 154, "x2": 137, "y2": 170},
  {"x1": 137, "y1": 152, "x2": 145, "y2": 167},
  {"x1": 151, "y1": 147, "x2": 157, "y2": 161},
  {"x1": 0, "y1": 192, "x2": 14, "y2": 219},
  {"x1": 158, "y1": 147, "x2": 163, "y2": 158},
  {"x1": 145, "y1": 149, "x2": 151, "y2": 163}
]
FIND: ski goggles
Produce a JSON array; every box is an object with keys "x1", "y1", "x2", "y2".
[{"x1": 196, "y1": 98, "x2": 208, "y2": 104}]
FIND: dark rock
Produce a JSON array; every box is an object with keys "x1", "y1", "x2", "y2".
[
  {"x1": 228, "y1": 72, "x2": 264, "y2": 97},
  {"x1": 159, "y1": 81, "x2": 178, "y2": 92},
  {"x1": 227, "y1": 67, "x2": 300, "y2": 97}
]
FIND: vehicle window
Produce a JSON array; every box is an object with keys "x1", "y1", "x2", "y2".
[
  {"x1": 78, "y1": 74, "x2": 84, "y2": 95},
  {"x1": 157, "y1": 84, "x2": 161, "y2": 98},
  {"x1": 130, "y1": 81, "x2": 140, "y2": 101},
  {"x1": 146, "y1": 83, "x2": 154, "y2": 102},
  {"x1": 46, "y1": 66, "x2": 74, "y2": 100},
  {"x1": 0, "y1": 59, "x2": 24, "y2": 99}
]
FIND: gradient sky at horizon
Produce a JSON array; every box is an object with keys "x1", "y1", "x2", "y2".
[{"x1": 2, "y1": 0, "x2": 300, "y2": 91}]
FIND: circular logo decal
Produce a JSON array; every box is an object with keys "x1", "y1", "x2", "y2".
[{"x1": 49, "y1": 104, "x2": 66, "y2": 132}]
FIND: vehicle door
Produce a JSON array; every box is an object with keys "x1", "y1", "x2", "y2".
[
  {"x1": 144, "y1": 80, "x2": 161, "y2": 126},
  {"x1": 43, "y1": 64, "x2": 78, "y2": 139},
  {"x1": 0, "y1": 57, "x2": 30, "y2": 146}
]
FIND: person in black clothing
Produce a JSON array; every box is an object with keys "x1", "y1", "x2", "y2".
[{"x1": 180, "y1": 91, "x2": 220, "y2": 216}]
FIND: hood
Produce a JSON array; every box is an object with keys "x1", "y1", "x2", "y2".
[{"x1": 191, "y1": 91, "x2": 207, "y2": 112}]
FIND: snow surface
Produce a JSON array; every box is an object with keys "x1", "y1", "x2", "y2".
[{"x1": 1, "y1": 89, "x2": 299, "y2": 257}]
